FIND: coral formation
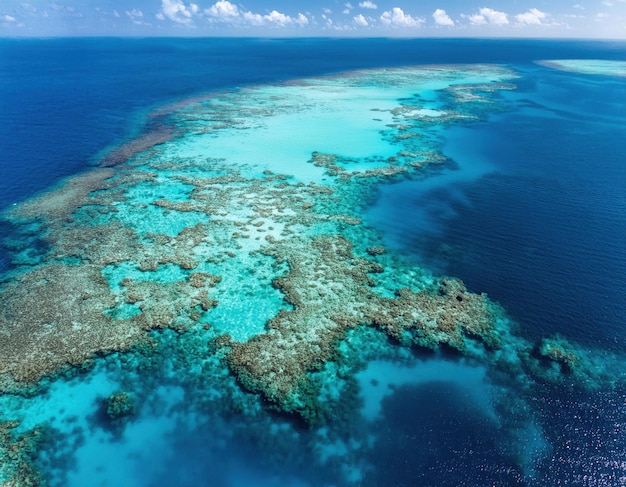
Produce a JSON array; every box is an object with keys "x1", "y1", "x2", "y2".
[
  {"x1": 0, "y1": 422, "x2": 44, "y2": 486},
  {"x1": 227, "y1": 233, "x2": 499, "y2": 419},
  {"x1": 0, "y1": 64, "x2": 600, "y2": 407},
  {"x1": 1, "y1": 63, "x2": 620, "y2": 485},
  {"x1": 0, "y1": 264, "x2": 128, "y2": 385},
  {"x1": 7, "y1": 168, "x2": 115, "y2": 222},
  {"x1": 0, "y1": 65, "x2": 607, "y2": 411},
  {"x1": 98, "y1": 127, "x2": 174, "y2": 167},
  {"x1": 537, "y1": 59, "x2": 626, "y2": 77},
  {"x1": 0, "y1": 259, "x2": 219, "y2": 389},
  {"x1": 521, "y1": 335, "x2": 613, "y2": 389},
  {"x1": 105, "y1": 391, "x2": 136, "y2": 420}
]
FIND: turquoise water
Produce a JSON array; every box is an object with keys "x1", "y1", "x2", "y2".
[{"x1": 1, "y1": 39, "x2": 626, "y2": 486}]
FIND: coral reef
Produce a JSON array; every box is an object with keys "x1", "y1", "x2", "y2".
[
  {"x1": 7, "y1": 168, "x2": 115, "y2": 222},
  {"x1": 0, "y1": 258, "x2": 219, "y2": 389},
  {"x1": 98, "y1": 127, "x2": 174, "y2": 167},
  {"x1": 0, "y1": 264, "x2": 128, "y2": 385},
  {"x1": 521, "y1": 335, "x2": 613, "y2": 390},
  {"x1": 537, "y1": 59, "x2": 626, "y2": 77},
  {"x1": 0, "y1": 64, "x2": 602, "y2": 410},
  {"x1": 105, "y1": 391, "x2": 136, "y2": 419},
  {"x1": 0, "y1": 422, "x2": 44, "y2": 486},
  {"x1": 2, "y1": 63, "x2": 621, "y2": 485},
  {"x1": 227, "y1": 233, "x2": 499, "y2": 419},
  {"x1": 102, "y1": 391, "x2": 137, "y2": 435}
]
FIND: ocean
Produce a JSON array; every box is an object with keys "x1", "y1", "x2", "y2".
[{"x1": 0, "y1": 38, "x2": 625, "y2": 486}]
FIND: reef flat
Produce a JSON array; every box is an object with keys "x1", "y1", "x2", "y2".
[
  {"x1": 538, "y1": 59, "x2": 626, "y2": 77},
  {"x1": 1, "y1": 64, "x2": 624, "y2": 486}
]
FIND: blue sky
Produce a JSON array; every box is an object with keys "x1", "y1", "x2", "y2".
[{"x1": 1, "y1": 0, "x2": 625, "y2": 38}]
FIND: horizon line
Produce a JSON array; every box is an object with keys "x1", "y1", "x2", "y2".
[{"x1": 1, "y1": 34, "x2": 626, "y2": 41}]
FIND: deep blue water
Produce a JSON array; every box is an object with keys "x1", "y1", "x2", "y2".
[
  {"x1": 2, "y1": 38, "x2": 626, "y2": 486},
  {"x1": 367, "y1": 60, "x2": 626, "y2": 351},
  {"x1": 368, "y1": 382, "x2": 523, "y2": 486}
]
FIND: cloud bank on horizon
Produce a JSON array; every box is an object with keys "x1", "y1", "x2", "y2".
[{"x1": 1, "y1": 0, "x2": 625, "y2": 38}]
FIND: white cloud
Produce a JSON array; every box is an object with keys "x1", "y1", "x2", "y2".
[
  {"x1": 113, "y1": 9, "x2": 120, "y2": 17},
  {"x1": 207, "y1": 0, "x2": 239, "y2": 18},
  {"x1": 2, "y1": 14, "x2": 16, "y2": 22},
  {"x1": 322, "y1": 8, "x2": 332, "y2": 14},
  {"x1": 158, "y1": 0, "x2": 197, "y2": 25},
  {"x1": 483, "y1": 7, "x2": 509, "y2": 25},
  {"x1": 241, "y1": 11, "x2": 262, "y2": 25},
  {"x1": 17, "y1": 3, "x2": 46, "y2": 18},
  {"x1": 354, "y1": 13, "x2": 369, "y2": 26},
  {"x1": 359, "y1": 1, "x2": 377, "y2": 9},
  {"x1": 295, "y1": 13, "x2": 309, "y2": 25},
  {"x1": 467, "y1": 14, "x2": 485, "y2": 25},
  {"x1": 205, "y1": 1, "x2": 309, "y2": 28},
  {"x1": 380, "y1": 7, "x2": 424, "y2": 27},
  {"x1": 126, "y1": 8, "x2": 148, "y2": 25},
  {"x1": 433, "y1": 8, "x2": 454, "y2": 26},
  {"x1": 265, "y1": 10, "x2": 291, "y2": 25},
  {"x1": 343, "y1": 2, "x2": 353, "y2": 14},
  {"x1": 468, "y1": 7, "x2": 509, "y2": 26},
  {"x1": 50, "y1": 3, "x2": 73, "y2": 12},
  {"x1": 515, "y1": 8, "x2": 547, "y2": 25},
  {"x1": 263, "y1": 10, "x2": 309, "y2": 26},
  {"x1": 47, "y1": 2, "x2": 84, "y2": 16},
  {"x1": 126, "y1": 9, "x2": 143, "y2": 18}
]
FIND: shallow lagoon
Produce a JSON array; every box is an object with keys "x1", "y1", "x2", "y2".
[{"x1": 1, "y1": 39, "x2": 626, "y2": 486}]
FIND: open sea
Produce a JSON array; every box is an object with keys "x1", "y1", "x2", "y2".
[{"x1": 0, "y1": 38, "x2": 625, "y2": 486}]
